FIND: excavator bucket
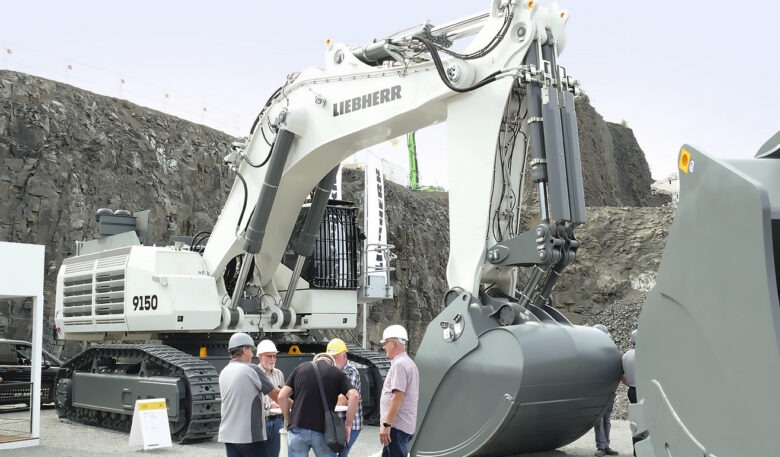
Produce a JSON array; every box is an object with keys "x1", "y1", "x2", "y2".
[
  {"x1": 632, "y1": 144, "x2": 780, "y2": 456},
  {"x1": 412, "y1": 291, "x2": 622, "y2": 456}
]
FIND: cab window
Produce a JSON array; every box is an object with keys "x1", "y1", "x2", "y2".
[{"x1": 14, "y1": 344, "x2": 32, "y2": 365}]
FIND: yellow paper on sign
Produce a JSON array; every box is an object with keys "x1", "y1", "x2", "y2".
[{"x1": 138, "y1": 400, "x2": 167, "y2": 411}]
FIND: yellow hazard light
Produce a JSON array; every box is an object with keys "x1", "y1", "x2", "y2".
[
  {"x1": 199, "y1": 346, "x2": 208, "y2": 358},
  {"x1": 527, "y1": 0, "x2": 534, "y2": 9},
  {"x1": 679, "y1": 148, "x2": 692, "y2": 174}
]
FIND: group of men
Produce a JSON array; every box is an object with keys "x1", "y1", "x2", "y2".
[
  {"x1": 215, "y1": 320, "x2": 641, "y2": 457},
  {"x1": 217, "y1": 324, "x2": 419, "y2": 457},
  {"x1": 592, "y1": 325, "x2": 638, "y2": 457}
]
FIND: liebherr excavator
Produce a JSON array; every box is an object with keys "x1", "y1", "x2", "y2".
[{"x1": 54, "y1": 1, "x2": 621, "y2": 453}]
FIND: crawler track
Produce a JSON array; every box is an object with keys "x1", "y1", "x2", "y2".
[{"x1": 55, "y1": 344, "x2": 221, "y2": 443}]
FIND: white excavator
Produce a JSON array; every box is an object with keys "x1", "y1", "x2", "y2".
[{"x1": 54, "y1": 0, "x2": 624, "y2": 453}]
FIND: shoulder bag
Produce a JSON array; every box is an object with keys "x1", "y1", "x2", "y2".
[{"x1": 311, "y1": 361, "x2": 347, "y2": 452}]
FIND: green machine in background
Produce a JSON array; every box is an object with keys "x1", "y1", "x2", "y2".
[
  {"x1": 407, "y1": 132, "x2": 421, "y2": 191},
  {"x1": 406, "y1": 132, "x2": 444, "y2": 193}
]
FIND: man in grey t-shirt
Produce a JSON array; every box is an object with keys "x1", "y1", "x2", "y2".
[
  {"x1": 219, "y1": 333, "x2": 280, "y2": 457},
  {"x1": 379, "y1": 325, "x2": 419, "y2": 457}
]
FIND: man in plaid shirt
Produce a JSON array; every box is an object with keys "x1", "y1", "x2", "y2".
[{"x1": 326, "y1": 338, "x2": 363, "y2": 457}]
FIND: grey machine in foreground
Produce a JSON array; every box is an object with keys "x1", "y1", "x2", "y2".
[{"x1": 631, "y1": 137, "x2": 780, "y2": 456}]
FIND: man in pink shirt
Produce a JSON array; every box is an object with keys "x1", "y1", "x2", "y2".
[{"x1": 378, "y1": 325, "x2": 419, "y2": 457}]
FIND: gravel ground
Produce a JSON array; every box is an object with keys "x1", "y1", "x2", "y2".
[{"x1": 0, "y1": 407, "x2": 635, "y2": 457}]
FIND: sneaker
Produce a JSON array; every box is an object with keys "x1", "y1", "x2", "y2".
[
  {"x1": 594, "y1": 451, "x2": 606, "y2": 457},
  {"x1": 605, "y1": 448, "x2": 619, "y2": 456}
]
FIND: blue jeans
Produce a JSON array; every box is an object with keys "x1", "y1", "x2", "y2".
[
  {"x1": 265, "y1": 417, "x2": 284, "y2": 457},
  {"x1": 288, "y1": 428, "x2": 337, "y2": 457},
  {"x1": 337, "y1": 429, "x2": 361, "y2": 457},
  {"x1": 627, "y1": 386, "x2": 639, "y2": 454},
  {"x1": 382, "y1": 427, "x2": 413, "y2": 457},
  {"x1": 225, "y1": 441, "x2": 269, "y2": 457},
  {"x1": 594, "y1": 396, "x2": 614, "y2": 450},
  {"x1": 627, "y1": 386, "x2": 637, "y2": 404}
]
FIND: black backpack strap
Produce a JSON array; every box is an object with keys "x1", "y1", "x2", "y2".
[{"x1": 311, "y1": 361, "x2": 330, "y2": 414}]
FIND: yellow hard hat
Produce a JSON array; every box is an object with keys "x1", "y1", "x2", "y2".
[{"x1": 326, "y1": 338, "x2": 349, "y2": 355}]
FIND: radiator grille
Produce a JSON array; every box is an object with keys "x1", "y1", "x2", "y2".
[
  {"x1": 61, "y1": 254, "x2": 128, "y2": 318},
  {"x1": 283, "y1": 204, "x2": 359, "y2": 289}
]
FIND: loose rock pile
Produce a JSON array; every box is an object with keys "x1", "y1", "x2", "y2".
[{"x1": 585, "y1": 289, "x2": 645, "y2": 420}]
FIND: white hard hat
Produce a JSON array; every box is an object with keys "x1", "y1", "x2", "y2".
[
  {"x1": 256, "y1": 340, "x2": 278, "y2": 356},
  {"x1": 228, "y1": 332, "x2": 256, "y2": 350},
  {"x1": 380, "y1": 324, "x2": 408, "y2": 344}
]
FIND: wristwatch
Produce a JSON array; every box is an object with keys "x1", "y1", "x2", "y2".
[{"x1": 382, "y1": 422, "x2": 392, "y2": 428}]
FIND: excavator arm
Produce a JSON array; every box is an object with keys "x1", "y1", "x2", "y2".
[
  {"x1": 203, "y1": 0, "x2": 587, "y2": 332},
  {"x1": 198, "y1": 1, "x2": 620, "y2": 455}
]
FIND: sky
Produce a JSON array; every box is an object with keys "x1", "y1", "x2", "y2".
[{"x1": 1, "y1": 1, "x2": 778, "y2": 187}]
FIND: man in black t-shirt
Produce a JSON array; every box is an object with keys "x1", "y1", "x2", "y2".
[{"x1": 278, "y1": 353, "x2": 359, "y2": 457}]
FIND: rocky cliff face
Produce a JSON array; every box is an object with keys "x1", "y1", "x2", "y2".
[
  {"x1": 576, "y1": 97, "x2": 665, "y2": 207},
  {"x1": 0, "y1": 70, "x2": 234, "y2": 344},
  {"x1": 0, "y1": 70, "x2": 672, "y2": 364}
]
